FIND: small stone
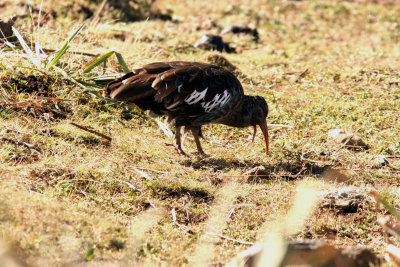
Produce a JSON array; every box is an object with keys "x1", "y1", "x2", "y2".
[
  {"x1": 372, "y1": 155, "x2": 389, "y2": 168},
  {"x1": 327, "y1": 129, "x2": 368, "y2": 150},
  {"x1": 319, "y1": 188, "x2": 372, "y2": 214},
  {"x1": 244, "y1": 166, "x2": 270, "y2": 182}
]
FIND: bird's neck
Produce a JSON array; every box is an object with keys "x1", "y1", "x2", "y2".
[{"x1": 220, "y1": 97, "x2": 253, "y2": 128}]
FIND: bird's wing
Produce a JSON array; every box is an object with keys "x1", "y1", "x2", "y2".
[
  {"x1": 104, "y1": 62, "x2": 242, "y2": 114},
  {"x1": 150, "y1": 62, "x2": 242, "y2": 114},
  {"x1": 103, "y1": 70, "x2": 157, "y2": 102},
  {"x1": 103, "y1": 62, "x2": 184, "y2": 102}
]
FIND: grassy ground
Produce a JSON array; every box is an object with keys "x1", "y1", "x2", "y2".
[{"x1": 1, "y1": 0, "x2": 400, "y2": 265}]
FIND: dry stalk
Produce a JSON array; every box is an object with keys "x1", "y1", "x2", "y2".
[
  {"x1": 0, "y1": 137, "x2": 42, "y2": 154},
  {"x1": 69, "y1": 122, "x2": 112, "y2": 142},
  {"x1": 205, "y1": 232, "x2": 254, "y2": 245},
  {"x1": 91, "y1": 0, "x2": 108, "y2": 26}
]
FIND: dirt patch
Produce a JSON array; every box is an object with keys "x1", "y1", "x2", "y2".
[
  {"x1": 3, "y1": 73, "x2": 52, "y2": 97},
  {"x1": 0, "y1": 137, "x2": 41, "y2": 164},
  {"x1": 14, "y1": 1, "x2": 96, "y2": 24},
  {"x1": 0, "y1": 16, "x2": 16, "y2": 41},
  {"x1": 29, "y1": 168, "x2": 75, "y2": 192},
  {"x1": 13, "y1": 3, "x2": 57, "y2": 26},
  {"x1": 1, "y1": 72, "x2": 71, "y2": 119}
]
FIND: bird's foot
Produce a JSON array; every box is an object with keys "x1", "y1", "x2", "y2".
[{"x1": 165, "y1": 143, "x2": 189, "y2": 157}]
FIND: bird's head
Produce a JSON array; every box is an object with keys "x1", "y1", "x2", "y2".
[{"x1": 243, "y1": 96, "x2": 269, "y2": 155}]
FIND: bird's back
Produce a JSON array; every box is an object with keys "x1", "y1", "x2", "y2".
[{"x1": 104, "y1": 61, "x2": 244, "y2": 126}]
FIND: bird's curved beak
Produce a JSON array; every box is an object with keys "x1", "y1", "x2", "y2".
[{"x1": 258, "y1": 120, "x2": 269, "y2": 155}]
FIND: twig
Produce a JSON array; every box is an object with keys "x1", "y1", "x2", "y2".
[
  {"x1": 147, "y1": 197, "x2": 157, "y2": 209},
  {"x1": 205, "y1": 232, "x2": 254, "y2": 245},
  {"x1": 230, "y1": 204, "x2": 256, "y2": 207},
  {"x1": 172, "y1": 208, "x2": 190, "y2": 234},
  {"x1": 0, "y1": 99, "x2": 46, "y2": 110},
  {"x1": 69, "y1": 122, "x2": 112, "y2": 142},
  {"x1": 132, "y1": 167, "x2": 152, "y2": 180},
  {"x1": 80, "y1": 189, "x2": 88, "y2": 197},
  {"x1": 172, "y1": 208, "x2": 177, "y2": 222},
  {"x1": 68, "y1": 178, "x2": 142, "y2": 193},
  {"x1": 267, "y1": 124, "x2": 294, "y2": 128},
  {"x1": 376, "y1": 156, "x2": 400, "y2": 170},
  {"x1": 380, "y1": 155, "x2": 400, "y2": 159},
  {"x1": 41, "y1": 48, "x2": 99, "y2": 57},
  {"x1": 155, "y1": 118, "x2": 173, "y2": 138},
  {"x1": 54, "y1": 66, "x2": 87, "y2": 89},
  {"x1": 9, "y1": 94, "x2": 71, "y2": 102},
  {"x1": 295, "y1": 68, "x2": 309, "y2": 82},
  {"x1": 226, "y1": 207, "x2": 235, "y2": 220},
  {"x1": 129, "y1": 166, "x2": 167, "y2": 174},
  {"x1": 120, "y1": 180, "x2": 141, "y2": 192},
  {"x1": 3, "y1": 44, "x2": 99, "y2": 57},
  {"x1": 185, "y1": 207, "x2": 190, "y2": 222},
  {"x1": 387, "y1": 162, "x2": 400, "y2": 171},
  {"x1": 91, "y1": 0, "x2": 108, "y2": 26},
  {"x1": 0, "y1": 137, "x2": 42, "y2": 153}
]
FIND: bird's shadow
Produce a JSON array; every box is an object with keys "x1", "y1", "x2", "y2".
[
  {"x1": 182, "y1": 157, "x2": 246, "y2": 170},
  {"x1": 182, "y1": 157, "x2": 328, "y2": 183}
]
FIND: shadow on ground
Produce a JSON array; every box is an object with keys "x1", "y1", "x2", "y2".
[{"x1": 182, "y1": 157, "x2": 328, "y2": 183}]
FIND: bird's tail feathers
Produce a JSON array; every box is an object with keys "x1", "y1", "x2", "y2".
[{"x1": 103, "y1": 72, "x2": 135, "y2": 98}]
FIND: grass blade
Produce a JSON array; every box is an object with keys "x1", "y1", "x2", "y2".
[
  {"x1": 83, "y1": 51, "x2": 115, "y2": 74},
  {"x1": 46, "y1": 24, "x2": 85, "y2": 70},
  {"x1": 12, "y1": 27, "x2": 40, "y2": 66},
  {"x1": 115, "y1": 52, "x2": 130, "y2": 73},
  {"x1": 371, "y1": 191, "x2": 400, "y2": 220}
]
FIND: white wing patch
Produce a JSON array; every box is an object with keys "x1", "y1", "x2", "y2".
[
  {"x1": 177, "y1": 83, "x2": 183, "y2": 93},
  {"x1": 183, "y1": 88, "x2": 231, "y2": 112},
  {"x1": 201, "y1": 90, "x2": 231, "y2": 112},
  {"x1": 185, "y1": 87, "x2": 208, "y2": 105}
]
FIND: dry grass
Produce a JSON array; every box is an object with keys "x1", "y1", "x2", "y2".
[{"x1": 1, "y1": 0, "x2": 400, "y2": 266}]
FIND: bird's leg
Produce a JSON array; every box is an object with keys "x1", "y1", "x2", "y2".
[
  {"x1": 198, "y1": 127, "x2": 206, "y2": 140},
  {"x1": 191, "y1": 126, "x2": 206, "y2": 155},
  {"x1": 173, "y1": 126, "x2": 188, "y2": 157},
  {"x1": 252, "y1": 125, "x2": 257, "y2": 142},
  {"x1": 181, "y1": 126, "x2": 190, "y2": 146}
]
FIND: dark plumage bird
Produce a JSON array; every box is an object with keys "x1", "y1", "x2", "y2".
[
  {"x1": 194, "y1": 34, "x2": 235, "y2": 53},
  {"x1": 221, "y1": 24, "x2": 259, "y2": 42},
  {"x1": 103, "y1": 61, "x2": 269, "y2": 156}
]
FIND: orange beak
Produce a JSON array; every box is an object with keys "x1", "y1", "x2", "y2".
[{"x1": 258, "y1": 120, "x2": 269, "y2": 155}]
